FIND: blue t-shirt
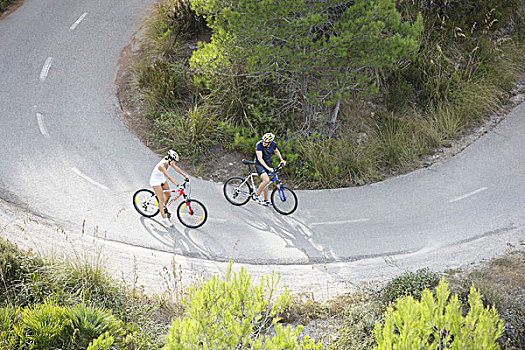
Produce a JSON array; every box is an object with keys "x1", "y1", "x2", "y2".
[{"x1": 254, "y1": 140, "x2": 277, "y2": 167}]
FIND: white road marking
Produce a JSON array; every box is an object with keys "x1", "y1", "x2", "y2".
[
  {"x1": 39, "y1": 57, "x2": 53, "y2": 81},
  {"x1": 310, "y1": 218, "x2": 370, "y2": 226},
  {"x1": 69, "y1": 12, "x2": 88, "y2": 31},
  {"x1": 449, "y1": 187, "x2": 487, "y2": 203},
  {"x1": 36, "y1": 113, "x2": 50, "y2": 138},
  {"x1": 71, "y1": 167, "x2": 109, "y2": 191}
]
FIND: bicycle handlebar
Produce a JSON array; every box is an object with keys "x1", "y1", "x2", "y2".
[
  {"x1": 273, "y1": 162, "x2": 285, "y2": 172},
  {"x1": 241, "y1": 159, "x2": 285, "y2": 172}
]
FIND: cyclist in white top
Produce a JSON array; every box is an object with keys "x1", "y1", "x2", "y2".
[{"x1": 150, "y1": 149, "x2": 189, "y2": 227}]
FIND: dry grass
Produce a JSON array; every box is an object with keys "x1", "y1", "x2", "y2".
[{"x1": 446, "y1": 248, "x2": 525, "y2": 349}]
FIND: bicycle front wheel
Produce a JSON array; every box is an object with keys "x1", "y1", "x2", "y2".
[
  {"x1": 177, "y1": 199, "x2": 208, "y2": 228},
  {"x1": 133, "y1": 189, "x2": 159, "y2": 217},
  {"x1": 271, "y1": 186, "x2": 298, "y2": 215},
  {"x1": 223, "y1": 177, "x2": 252, "y2": 206}
]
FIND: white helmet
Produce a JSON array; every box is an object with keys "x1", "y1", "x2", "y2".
[
  {"x1": 167, "y1": 149, "x2": 179, "y2": 162},
  {"x1": 262, "y1": 132, "x2": 275, "y2": 143}
]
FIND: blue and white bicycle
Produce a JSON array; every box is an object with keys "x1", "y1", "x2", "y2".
[{"x1": 223, "y1": 160, "x2": 298, "y2": 215}]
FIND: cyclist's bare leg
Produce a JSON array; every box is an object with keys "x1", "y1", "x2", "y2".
[
  {"x1": 256, "y1": 173, "x2": 270, "y2": 200},
  {"x1": 161, "y1": 182, "x2": 171, "y2": 206},
  {"x1": 153, "y1": 185, "x2": 168, "y2": 219}
]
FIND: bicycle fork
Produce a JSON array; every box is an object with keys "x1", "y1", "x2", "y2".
[{"x1": 179, "y1": 196, "x2": 194, "y2": 215}]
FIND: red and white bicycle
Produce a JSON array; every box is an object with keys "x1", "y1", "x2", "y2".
[{"x1": 133, "y1": 179, "x2": 207, "y2": 228}]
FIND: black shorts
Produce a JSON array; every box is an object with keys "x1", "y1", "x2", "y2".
[{"x1": 254, "y1": 163, "x2": 269, "y2": 176}]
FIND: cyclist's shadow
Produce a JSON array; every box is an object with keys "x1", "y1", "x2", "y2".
[
  {"x1": 139, "y1": 216, "x2": 178, "y2": 249},
  {"x1": 138, "y1": 216, "x2": 214, "y2": 259},
  {"x1": 237, "y1": 205, "x2": 337, "y2": 263}
]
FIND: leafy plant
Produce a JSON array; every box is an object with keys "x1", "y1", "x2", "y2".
[
  {"x1": 64, "y1": 304, "x2": 124, "y2": 349},
  {"x1": 154, "y1": 104, "x2": 226, "y2": 157},
  {"x1": 163, "y1": 263, "x2": 320, "y2": 349},
  {"x1": 374, "y1": 278, "x2": 505, "y2": 349},
  {"x1": 382, "y1": 268, "x2": 441, "y2": 303},
  {"x1": 87, "y1": 332, "x2": 114, "y2": 350},
  {"x1": 0, "y1": 305, "x2": 20, "y2": 349},
  {"x1": 18, "y1": 302, "x2": 70, "y2": 349},
  {"x1": 0, "y1": 0, "x2": 16, "y2": 15},
  {"x1": 190, "y1": 0, "x2": 423, "y2": 125}
]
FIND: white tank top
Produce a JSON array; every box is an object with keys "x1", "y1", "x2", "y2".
[{"x1": 149, "y1": 159, "x2": 169, "y2": 186}]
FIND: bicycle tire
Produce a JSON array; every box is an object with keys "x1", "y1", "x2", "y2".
[
  {"x1": 223, "y1": 177, "x2": 252, "y2": 206},
  {"x1": 271, "y1": 186, "x2": 298, "y2": 215},
  {"x1": 133, "y1": 189, "x2": 159, "y2": 217},
  {"x1": 177, "y1": 199, "x2": 208, "y2": 228}
]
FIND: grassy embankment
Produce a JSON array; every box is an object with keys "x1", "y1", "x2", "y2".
[
  {"x1": 1, "y1": 237, "x2": 523, "y2": 349},
  {"x1": 125, "y1": 0, "x2": 525, "y2": 189}
]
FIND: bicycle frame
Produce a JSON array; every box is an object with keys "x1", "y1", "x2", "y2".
[
  {"x1": 242, "y1": 165, "x2": 287, "y2": 201},
  {"x1": 162, "y1": 182, "x2": 194, "y2": 214}
]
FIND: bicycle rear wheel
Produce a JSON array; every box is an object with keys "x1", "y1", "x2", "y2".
[
  {"x1": 133, "y1": 189, "x2": 159, "y2": 217},
  {"x1": 223, "y1": 177, "x2": 252, "y2": 206},
  {"x1": 177, "y1": 199, "x2": 208, "y2": 228},
  {"x1": 271, "y1": 186, "x2": 298, "y2": 215}
]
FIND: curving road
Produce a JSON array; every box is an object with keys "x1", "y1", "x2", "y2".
[{"x1": 1, "y1": 0, "x2": 525, "y2": 266}]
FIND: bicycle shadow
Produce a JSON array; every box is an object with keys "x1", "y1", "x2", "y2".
[
  {"x1": 138, "y1": 216, "x2": 216, "y2": 261},
  {"x1": 225, "y1": 202, "x2": 337, "y2": 264},
  {"x1": 137, "y1": 201, "x2": 339, "y2": 264},
  {"x1": 139, "y1": 216, "x2": 178, "y2": 250}
]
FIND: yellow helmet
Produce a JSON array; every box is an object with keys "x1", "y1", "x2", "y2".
[
  {"x1": 167, "y1": 149, "x2": 179, "y2": 162},
  {"x1": 262, "y1": 133, "x2": 275, "y2": 142}
]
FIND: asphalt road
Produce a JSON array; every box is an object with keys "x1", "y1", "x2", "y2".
[{"x1": 1, "y1": 0, "x2": 524, "y2": 265}]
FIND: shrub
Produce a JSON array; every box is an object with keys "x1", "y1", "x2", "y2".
[
  {"x1": 87, "y1": 332, "x2": 114, "y2": 350},
  {"x1": 382, "y1": 268, "x2": 441, "y2": 303},
  {"x1": 0, "y1": 239, "x2": 46, "y2": 305},
  {"x1": 332, "y1": 299, "x2": 384, "y2": 350},
  {"x1": 0, "y1": 0, "x2": 16, "y2": 15},
  {"x1": 64, "y1": 304, "x2": 124, "y2": 349},
  {"x1": 0, "y1": 302, "x2": 133, "y2": 350},
  {"x1": 374, "y1": 278, "x2": 505, "y2": 349},
  {"x1": 0, "y1": 305, "x2": 20, "y2": 349},
  {"x1": 163, "y1": 263, "x2": 320, "y2": 349},
  {"x1": 154, "y1": 104, "x2": 227, "y2": 157},
  {"x1": 136, "y1": 59, "x2": 192, "y2": 114},
  {"x1": 18, "y1": 302, "x2": 70, "y2": 350}
]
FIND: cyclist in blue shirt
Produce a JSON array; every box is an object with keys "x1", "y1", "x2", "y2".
[{"x1": 253, "y1": 133, "x2": 286, "y2": 206}]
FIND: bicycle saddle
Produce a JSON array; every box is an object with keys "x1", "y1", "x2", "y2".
[{"x1": 242, "y1": 159, "x2": 255, "y2": 165}]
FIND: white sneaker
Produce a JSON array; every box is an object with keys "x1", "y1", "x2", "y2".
[{"x1": 162, "y1": 218, "x2": 173, "y2": 227}]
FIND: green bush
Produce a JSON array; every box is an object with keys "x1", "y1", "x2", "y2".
[
  {"x1": 332, "y1": 299, "x2": 384, "y2": 350},
  {"x1": 136, "y1": 59, "x2": 192, "y2": 114},
  {"x1": 374, "y1": 278, "x2": 505, "y2": 349},
  {"x1": 154, "y1": 105, "x2": 227, "y2": 157},
  {"x1": 0, "y1": 0, "x2": 16, "y2": 15},
  {"x1": 64, "y1": 304, "x2": 124, "y2": 349},
  {"x1": 0, "y1": 239, "x2": 46, "y2": 305},
  {"x1": 0, "y1": 302, "x2": 133, "y2": 350},
  {"x1": 382, "y1": 268, "x2": 441, "y2": 303},
  {"x1": 18, "y1": 302, "x2": 70, "y2": 350},
  {"x1": 163, "y1": 263, "x2": 320, "y2": 349},
  {"x1": 87, "y1": 332, "x2": 114, "y2": 350}
]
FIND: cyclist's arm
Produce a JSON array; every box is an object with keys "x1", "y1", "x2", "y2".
[
  {"x1": 169, "y1": 163, "x2": 189, "y2": 180},
  {"x1": 274, "y1": 148, "x2": 286, "y2": 165},
  {"x1": 256, "y1": 150, "x2": 273, "y2": 172}
]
